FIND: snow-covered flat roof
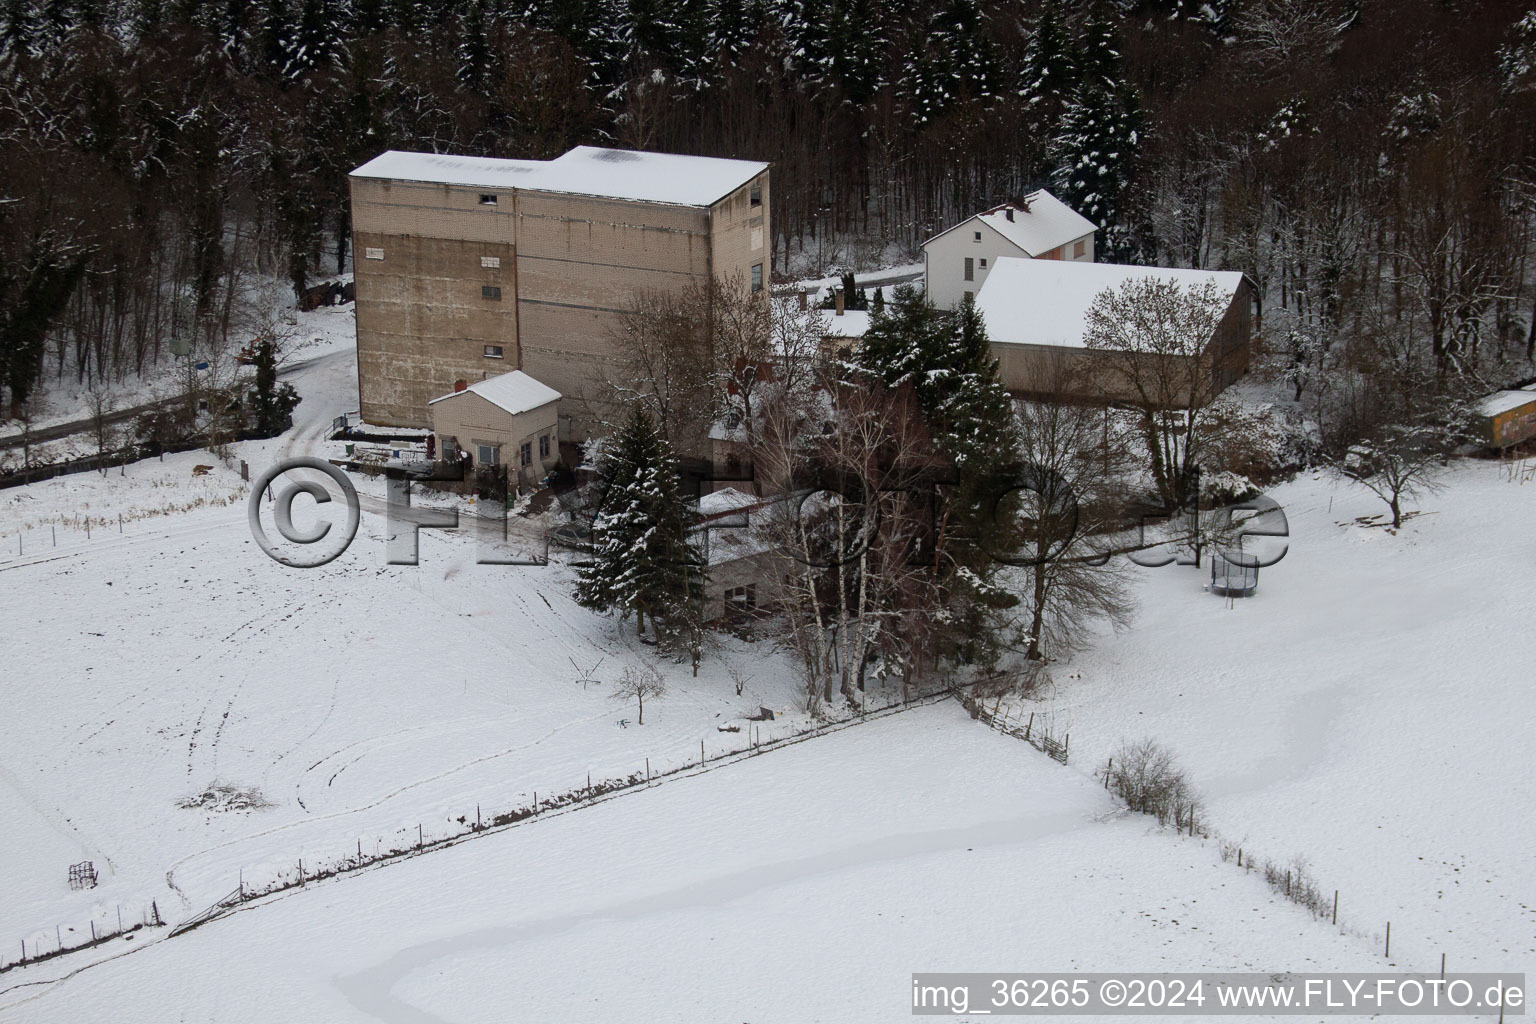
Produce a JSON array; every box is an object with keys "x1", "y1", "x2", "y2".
[
  {"x1": 352, "y1": 146, "x2": 768, "y2": 208},
  {"x1": 926, "y1": 189, "x2": 1098, "y2": 257},
  {"x1": 1475, "y1": 390, "x2": 1536, "y2": 417},
  {"x1": 975, "y1": 258, "x2": 1247, "y2": 349},
  {"x1": 428, "y1": 370, "x2": 561, "y2": 416}
]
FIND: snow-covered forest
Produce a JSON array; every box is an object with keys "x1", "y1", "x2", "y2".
[{"x1": 4, "y1": 0, "x2": 1536, "y2": 415}]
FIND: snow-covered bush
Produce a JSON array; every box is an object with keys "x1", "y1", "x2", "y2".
[{"x1": 1100, "y1": 738, "x2": 1198, "y2": 828}]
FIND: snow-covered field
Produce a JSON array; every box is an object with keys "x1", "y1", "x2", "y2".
[
  {"x1": 1005, "y1": 459, "x2": 1536, "y2": 984},
  {"x1": 1, "y1": 708, "x2": 1388, "y2": 1023},
  {"x1": 2, "y1": 293, "x2": 1532, "y2": 1020}
]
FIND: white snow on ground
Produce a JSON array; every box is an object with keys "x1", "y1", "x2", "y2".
[
  {"x1": 1, "y1": 709, "x2": 1397, "y2": 1023},
  {"x1": 0, "y1": 289, "x2": 357, "y2": 460},
  {"x1": 2, "y1": 286, "x2": 1533, "y2": 1019},
  {"x1": 1002, "y1": 460, "x2": 1536, "y2": 984},
  {"x1": 0, "y1": 326, "x2": 817, "y2": 962}
]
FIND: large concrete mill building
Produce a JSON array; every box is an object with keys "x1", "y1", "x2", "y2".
[{"x1": 348, "y1": 146, "x2": 771, "y2": 433}]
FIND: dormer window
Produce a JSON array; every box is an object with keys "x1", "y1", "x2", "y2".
[{"x1": 479, "y1": 194, "x2": 498, "y2": 206}]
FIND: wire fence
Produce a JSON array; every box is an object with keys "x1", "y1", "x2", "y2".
[
  {"x1": 169, "y1": 686, "x2": 957, "y2": 938},
  {"x1": 955, "y1": 689, "x2": 1070, "y2": 764},
  {"x1": 0, "y1": 900, "x2": 164, "y2": 974}
]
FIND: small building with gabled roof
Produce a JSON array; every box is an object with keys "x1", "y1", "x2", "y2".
[
  {"x1": 427, "y1": 370, "x2": 561, "y2": 484},
  {"x1": 922, "y1": 190, "x2": 1097, "y2": 310}
]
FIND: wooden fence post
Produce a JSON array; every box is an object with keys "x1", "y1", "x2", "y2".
[
  {"x1": 701, "y1": 740, "x2": 705, "y2": 766},
  {"x1": 1385, "y1": 921, "x2": 1390, "y2": 957},
  {"x1": 1332, "y1": 890, "x2": 1338, "y2": 925}
]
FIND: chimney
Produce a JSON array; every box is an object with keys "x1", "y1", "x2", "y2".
[
  {"x1": 835, "y1": 289, "x2": 845, "y2": 316},
  {"x1": 1005, "y1": 208, "x2": 1015, "y2": 222},
  {"x1": 798, "y1": 289, "x2": 807, "y2": 311},
  {"x1": 454, "y1": 379, "x2": 468, "y2": 392}
]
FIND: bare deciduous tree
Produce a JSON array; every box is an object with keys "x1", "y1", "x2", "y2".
[
  {"x1": 610, "y1": 664, "x2": 667, "y2": 725},
  {"x1": 1009, "y1": 356, "x2": 1137, "y2": 662},
  {"x1": 1084, "y1": 277, "x2": 1237, "y2": 510},
  {"x1": 603, "y1": 286, "x2": 714, "y2": 452}
]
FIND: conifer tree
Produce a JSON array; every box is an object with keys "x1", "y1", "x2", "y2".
[
  {"x1": 1053, "y1": 5, "x2": 1147, "y2": 262},
  {"x1": 1018, "y1": 0, "x2": 1074, "y2": 125},
  {"x1": 852, "y1": 288, "x2": 1022, "y2": 667},
  {"x1": 576, "y1": 409, "x2": 706, "y2": 646}
]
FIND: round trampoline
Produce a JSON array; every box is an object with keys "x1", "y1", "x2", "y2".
[{"x1": 1210, "y1": 552, "x2": 1259, "y2": 597}]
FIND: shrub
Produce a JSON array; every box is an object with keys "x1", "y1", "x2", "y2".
[{"x1": 1100, "y1": 738, "x2": 1198, "y2": 828}]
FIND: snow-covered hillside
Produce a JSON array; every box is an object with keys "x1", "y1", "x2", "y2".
[
  {"x1": 1, "y1": 709, "x2": 1388, "y2": 1023},
  {"x1": 1, "y1": 298, "x2": 1532, "y2": 1021},
  {"x1": 1003, "y1": 460, "x2": 1536, "y2": 983}
]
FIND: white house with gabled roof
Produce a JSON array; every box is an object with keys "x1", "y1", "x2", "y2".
[
  {"x1": 922, "y1": 190, "x2": 1097, "y2": 310},
  {"x1": 427, "y1": 369, "x2": 562, "y2": 483}
]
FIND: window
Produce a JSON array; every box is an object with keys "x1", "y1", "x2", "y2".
[
  {"x1": 751, "y1": 263, "x2": 763, "y2": 292},
  {"x1": 749, "y1": 186, "x2": 762, "y2": 207},
  {"x1": 364, "y1": 247, "x2": 384, "y2": 260},
  {"x1": 539, "y1": 435, "x2": 550, "y2": 459},
  {"x1": 963, "y1": 257, "x2": 974, "y2": 282},
  {"x1": 973, "y1": 231, "x2": 982, "y2": 241},
  {"x1": 479, "y1": 194, "x2": 498, "y2": 206},
  {"x1": 725, "y1": 585, "x2": 757, "y2": 616},
  {"x1": 979, "y1": 258, "x2": 987, "y2": 269},
  {"x1": 484, "y1": 345, "x2": 504, "y2": 359},
  {"x1": 476, "y1": 443, "x2": 499, "y2": 466},
  {"x1": 1073, "y1": 239, "x2": 1086, "y2": 259},
  {"x1": 482, "y1": 286, "x2": 502, "y2": 300},
  {"x1": 963, "y1": 290, "x2": 974, "y2": 303},
  {"x1": 520, "y1": 442, "x2": 532, "y2": 467},
  {"x1": 480, "y1": 256, "x2": 501, "y2": 269}
]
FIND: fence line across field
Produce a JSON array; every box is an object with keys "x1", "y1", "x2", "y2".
[
  {"x1": 0, "y1": 901, "x2": 164, "y2": 974},
  {"x1": 171, "y1": 686, "x2": 958, "y2": 938}
]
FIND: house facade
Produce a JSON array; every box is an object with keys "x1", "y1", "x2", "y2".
[
  {"x1": 923, "y1": 191, "x2": 1097, "y2": 310},
  {"x1": 427, "y1": 370, "x2": 561, "y2": 488},
  {"x1": 350, "y1": 147, "x2": 771, "y2": 435}
]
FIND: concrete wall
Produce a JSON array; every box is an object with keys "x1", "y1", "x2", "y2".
[
  {"x1": 352, "y1": 177, "x2": 520, "y2": 426},
  {"x1": 428, "y1": 390, "x2": 559, "y2": 482},
  {"x1": 352, "y1": 167, "x2": 771, "y2": 435},
  {"x1": 924, "y1": 218, "x2": 1094, "y2": 311}
]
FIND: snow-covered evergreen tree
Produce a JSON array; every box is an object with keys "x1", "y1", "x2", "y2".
[
  {"x1": 629, "y1": 0, "x2": 710, "y2": 82},
  {"x1": 455, "y1": 0, "x2": 493, "y2": 92},
  {"x1": 852, "y1": 288, "x2": 1022, "y2": 667},
  {"x1": 576, "y1": 408, "x2": 705, "y2": 645},
  {"x1": 1018, "y1": 0, "x2": 1074, "y2": 122},
  {"x1": 1053, "y1": 6, "x2": 1147, "y2": 263}
]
